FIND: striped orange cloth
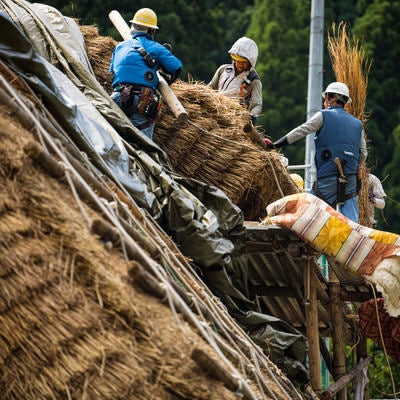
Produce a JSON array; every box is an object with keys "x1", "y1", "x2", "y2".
[{"x1": 262, "y1": 193, "x2": 400, "y2": 317}]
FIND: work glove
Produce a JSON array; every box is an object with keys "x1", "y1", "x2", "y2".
[
  {"x1": 159, "y1": 68, "x2": 181, "y2": 85},
  {"x1": 163, "y1": 43, "x2": 173, "y2": 52},
  {"x1": 266, "y1": 141, "x2": 276, "y2": 150},
  {"x1": 368, "y1": 189, "x2": 376, "y2": 204},
  {"x1": 269, "y1": 136, "x2": 289, "y2": 149}
]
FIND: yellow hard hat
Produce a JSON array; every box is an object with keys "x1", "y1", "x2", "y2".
[
  {"x1": 231, "y1": 53, "x2": 248, "y2": 62},
  {"x1": 290, "y1": 173, "x2": 304, "y2": 189},
  {"x1": 129, "y1": 8, "x2": 159, "y2": 30}
]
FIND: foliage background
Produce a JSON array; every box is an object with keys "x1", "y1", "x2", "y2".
[{"x1": 40, "y1": 0, "x2": 400, "y2": 396}]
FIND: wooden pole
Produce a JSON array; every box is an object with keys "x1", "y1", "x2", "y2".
[
  {"x1": 357, "y1": 330, "x2": 370, "y2": 400},
  {"x1": 304, "y1": 258, "x2": 322, "y2": 394},
  {"x1": 109, "y1": 10, "x2": 188, "y2": 125},
  {"x1": 329, "y1": 278, "x2": 347, "y2": 400},
  {"x1": 320, "y1": 357, "x2": 372, "y2": 400},
  {"x1": 243, "y1": 123, "x2": 270, "y2": 150}
]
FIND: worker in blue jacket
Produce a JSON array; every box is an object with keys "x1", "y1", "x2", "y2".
[
  {"x1": 268, "y1": 82, "x2": 367, "y2": 222},
  {"x1": 110, "y1": 8, "x2": 182, "y2": 140}
]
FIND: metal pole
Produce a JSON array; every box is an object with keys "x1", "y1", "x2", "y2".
[
  {"x1": 306, "y1": 1, "x2": 327, "y2": 394},
  {"x1": 304, "y1": 0, "x2": 324, "y2": 191}
]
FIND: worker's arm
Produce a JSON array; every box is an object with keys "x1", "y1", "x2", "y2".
[
  {"x1": 373, "y1": 197, "x2": 386, "y2": 209},
  {"x1": 269, "y1": 111, "x2": 323, "y2": 149},
  {"x1": 368, "y1": 175, "x2": 386, "y2": 209},
  {"x1": 249, "y1": 79, "x2": 262, "y2": 121},
  {"x1": 208, "y1": 65, "x2": 225, "y2": 90},
  {"x1": 359, "y1": 129, "x2": 368, "y2": 165}
]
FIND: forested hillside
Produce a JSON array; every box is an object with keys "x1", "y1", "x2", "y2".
[{"x1": 44, "y1": 0, "x2": 400, "y2": 231}]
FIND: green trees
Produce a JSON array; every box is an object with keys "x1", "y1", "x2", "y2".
[
  {"x1": 44, "y1": 0, "x2": 253, "y2": 82},
  {"x1": 247, "y1": 0, "x2": 310, "y2": 142},
  {"x1": 353, "y1": 0, "x2": 400, "y2": 231}
]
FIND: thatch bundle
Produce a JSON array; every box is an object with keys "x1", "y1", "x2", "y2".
[
  {"x1": 80, "y1": 24, "x2": 116, "y2": 94},
  {"x1": 327, "y1": 22, "x2": 373, "y2": 226},
  {"x1": 81, "y1": 26, "x2": 298, "y2": 221},
  {"x1": 154, "y1": 81, "x2": 299, "y2": 220},
  {"x1": 0, "y1": 106, "x2": 258, "y2": 399}
]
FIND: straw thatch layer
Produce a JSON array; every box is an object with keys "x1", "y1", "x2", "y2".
[
  {"x1": 80, "y1": 24, "x2": 116, "y2": 94},
  {"x1": 0, "y1": 106, "x2": 249, "y2": 399},
  {"x1": 154, "y1": 81, "x2": 299, "y2": 220},
  {"x1": 81, "y1": 26, "x2": 299, "y2": 221}
]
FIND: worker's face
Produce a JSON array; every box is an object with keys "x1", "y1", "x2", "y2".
[{"x1": 234, "y1": 59, "x2": 250, "y2": 73}]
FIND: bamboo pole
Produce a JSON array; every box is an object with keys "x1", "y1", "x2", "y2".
[
  {"x1": 320, "y1": 357, "x2": 372, "y2": 400},
  {"x1": 329, "y1": 279, "x2": 347, "y2": 400},
  {"x1": 304, "y1": 258, "x2": 322, "y2": 394}
]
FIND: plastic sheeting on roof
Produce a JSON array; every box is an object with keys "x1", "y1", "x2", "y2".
[{"x1": 0, "y1": 0, "x2": 309, "y2": 383}]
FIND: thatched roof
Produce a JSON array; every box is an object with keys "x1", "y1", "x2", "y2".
[
  {"x1": 154, "y1": 81, "x2": 299, "y2": 220},
  {"x1": 0, "y1": 104, "x2": 299, "y2": 399},
  {"x1": 81, "y1": 24, "x2": 299, "y2": 221},
  {"x1": 0, "y1": 14, "x2": 306, "y2": 400}
]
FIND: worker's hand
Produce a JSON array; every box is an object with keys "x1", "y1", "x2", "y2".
[
  {"x1": 163, "y1": 43, "x2": 173, "y2": 52},
  {"x1": 266, "y1": 141, "x2": 276, "y2": 150},
  {"x1": 273, "y1": 136, "x2": 289, "y2": 149},
  {"x1": 368, "y1": 190, "x2": 376, "y2": 204}
]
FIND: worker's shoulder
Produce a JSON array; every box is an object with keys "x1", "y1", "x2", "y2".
[
  {"x1": 247, "y1": 69, "x2": 260, "y2": 81},
  {"x1": 368, "y1": 174, "x2": 381, "y2": 185},
  {"x1": 219, "y1": 64, "x2": 233, "y2": 72}
]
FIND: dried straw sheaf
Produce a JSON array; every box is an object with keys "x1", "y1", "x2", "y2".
[
  {"x1": 80, "y1": 26, "x2": 298, "y2": 220},
  {"x1": 0, "y1": 107, "x2": 252, "y2": 400},
  {"x1": 80, "y1": 24, "x2": 116, "y2": 94},
  {"x1": 154, "y1": 81, "x2": 298, "y2": 220},
  {"x1": 327, "y1": 22, "x2": 372, "y2": 226}
]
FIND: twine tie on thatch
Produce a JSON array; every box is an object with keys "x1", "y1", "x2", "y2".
[
  {"x1": 63, "y1": 162, "x2": 92, "y2": 225},
  {"x1": 235, "y1": 377, "x2": 244, "y2": 398}
]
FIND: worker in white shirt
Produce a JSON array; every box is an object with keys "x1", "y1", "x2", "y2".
[{"x1": 367, "y1": 173, "x2": 386, "y2": 228}]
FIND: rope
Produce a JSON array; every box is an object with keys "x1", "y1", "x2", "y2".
[{"x1": 369, "y1": 282, "x2": 398, "y2": 399}]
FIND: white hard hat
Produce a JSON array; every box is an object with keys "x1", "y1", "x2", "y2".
[{"x1": 321, "y1": 81, "x2": 352, "y2": 104}]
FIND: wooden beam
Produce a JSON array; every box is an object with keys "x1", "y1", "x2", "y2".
[
  {"x1": 329, "y1": 280, "x2": 347, "y2": 400},
  {"x1": 304, "y1": 259, "x2": 322, "y2": 393},
  {"x1": 320, "y1": 357, "x2": 372, "y2": 400}
]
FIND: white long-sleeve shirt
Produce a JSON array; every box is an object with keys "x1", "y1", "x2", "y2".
[
  {"x1": 208, "y1": 64, "x2": 263, "y2": 118},
  {"x1": 284, "y1": 110, "x2": 368, "y2": 165},
  {"x1": 368, "y1": 174, "x2": 386, "y2": 226}
]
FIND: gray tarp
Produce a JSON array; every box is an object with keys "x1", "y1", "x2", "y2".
[{"x1": 0, "y1": 1, "x2": 309, "y2": 383}]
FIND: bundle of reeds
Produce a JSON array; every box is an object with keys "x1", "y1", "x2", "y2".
[
  {"x1": 327, "y1": 22, "x2": 373, "y2": 226},
  {"x1": 81, "y1": 25, "x2": 298, "y2": 220},
  {"x1": 80, "y1": 24, "x2": 116, "y2": 94},
  {"x1": 154, "y1": 80, "x2": 299, "y2": 220}
]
